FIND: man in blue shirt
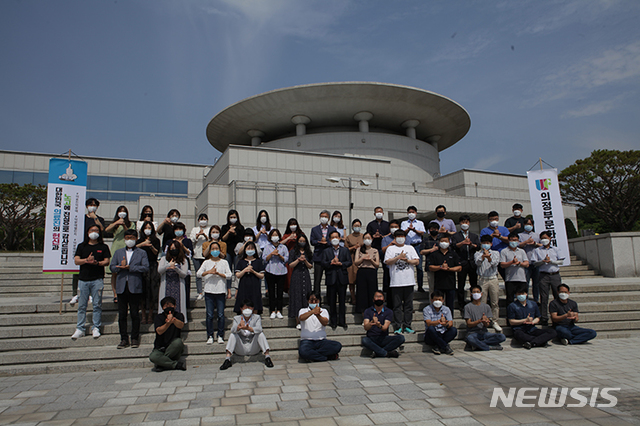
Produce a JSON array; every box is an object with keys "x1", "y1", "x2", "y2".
[
  {"x1": 423, "y1": 290, "x2": 457, "y2": 355},
  {"x1": 362, "y1": 291, "x2": 405, "y2": 358},
  {"x1": 480, "y1": 211, "x2": 510, "y2": 281},
  {"x1": 530, "y1": 230, "x2": 566, "y2": 326},
  {"x1": 507, "y1": 287, "x2": 557, "y2": 349},
  {"x1": 401, "y1": 205, "x2": 426, "y2": 292}
]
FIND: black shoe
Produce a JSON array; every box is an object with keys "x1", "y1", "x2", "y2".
[
  {"x1": 151, "y1": 366, "x2": 165, "y2": 373},
  {"x1": 330, "y1": 324, "x2": 337, "y2": 330},
  {"x1": 175, "y1": 361, "x2": 187, "y2": 371},
  {"x1": 327, "y1": 353, "x2": 340, "y2": 361},
  {"x1": 386, "y1": 350, "x2": 399, "y2": 358},
  {"x1": 431, "y1": 347, "x2": 441, "y2": 355},
  {"x1": 464, "y1": 342, "x2": 474, "y2": 352},
  {"x1": 117, "y1": 340, "x2": 129, "y2": 349},
  {"x1": 489, "y1": 345, "x2": 503, "y2": 351},
  {"x1": 220, "y1": 359, "x2": 232, "y2": 370},
  {"x1": 131, "y1": 339, "x2": 140, "y2": 348},
  {"x1": 523, "y1": 342, "x2": 532, "y2": 350},
  {"x1": 417, "y1": 287, "x2": 426, "y2": 293},
  {"x1": 264, "y1": 357, "x2": 274, "y2": 368},
  {"x1": 370, "y1": 352, "x2": 377, "y2": 359},
  {"x1": 444, "y1": 345, "x2": 454, "y2": 356},
  {"x1": 341, "y1": 324, "x2": 348, "y2": 331}
]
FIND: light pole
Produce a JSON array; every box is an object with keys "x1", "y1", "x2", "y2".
[{"x1": 325, "y1": 177, "x2": 372, "y2": 226}]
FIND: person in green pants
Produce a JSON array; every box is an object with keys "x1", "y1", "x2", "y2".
[{"x1": 149, "y1": 297, "x2": 187, "y2": 372}]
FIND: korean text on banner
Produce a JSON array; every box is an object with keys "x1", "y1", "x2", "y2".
[
  {"x1": 42, "y1": 159, "x2": 88, "y2": 274},
  {"x1": 526, "y1": 169, "x2": 571, "y2": 266}
]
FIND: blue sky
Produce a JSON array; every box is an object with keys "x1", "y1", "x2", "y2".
[{"x1": 1, "y1": 0, "x2": 638, "y2": 175}]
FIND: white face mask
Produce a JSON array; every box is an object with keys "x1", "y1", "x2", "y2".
[
  {"x1": 125, "y1": 239, "x2": 136, "y2": 248},
  {"x1": 244, "y1": 236, "x2": 252, "y2": 242},
  {"x1": 352, "y1": 227, "x2": 361, "y2": 233},
  {"x1": 390, "y1": 228, "x2": 399, "y2": 234},
  {"x1": 461, "y1": 223, "x2": 470, "y2": 231},
  {"x1": 290, "y1": 225, "x2": 297, "y2": 232},
  {"x1": 271, "y1": 236, "x2": 280, "y2": 243},
  {"x1": 558, "y1": 292, "x2": 569, "y2": 300},
  {"x1": 88, "y1": 232, "x2": 99, "y2": 241},
  {"x1": 242, "y1": 309, "x2": 253, "y2": 317},
  {"x1": 199, "y1": 220, "x2": 208, "y2": 228},
  {"x1": 260, "y1": 216, "x2": 267, "y2": 224},
  {"x1": 472, "y1": 292, "x2": 482, "y2": 300},
  {"x1": 408, "y1": 213, "x2": 416, "y2": 220},
  {"x1": 363, "y1": 239, "x2": 372, "y2": 246},
  {"x1": 375, "y1": 212, "x2": 383, "y2": 220},
  {"x1": 331, "y1": 238, "x2": 340, "y2": 246},
  {"x1": 118, "y1": 212, "x2": 127, "y2": 219},
  {"x1": 320, "y1": 217, "x2": 329, "y2": 225},
  {"x1": 87, "y1": 206, "x2": 97, "y2": 213},
  {"x1": 514, "y1": 210, "x2": 522, "y2": 217},
  {"x1": 170, "y1": 216, "x2": 179, "y2": 223},
  {"x1": 229, "y1": 217, "x2": 237, "y2": 224},
  {"x1": 396, "y1": 237, "x2": 405, "y2": 245},
  {"x1": 439, "y1": 242, "x2": 450, "y2": 249},
  {"x1": 432, "y1": 300, "x2": 443, "y2": 308},
  {"x1": 490, "y1": 220, "x2": 499, "y2": 228},
  {"x1": 541, "y1": 239, "x2": 550, "y2": 246},
  {"x1": 144, "y1": 229, "x2": 152, "y2": 236},
  {"x1": 211, "y1": 233, "x2": 220, "y2": 240},
  {"x1": 333, "y1": 216, "x2": 341, "y2": 224}
]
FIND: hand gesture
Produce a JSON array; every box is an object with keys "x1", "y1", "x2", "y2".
[
  {"x1": 298, "y1": 253, "x2": 306, "y2": 262},
  {"x1": 439, "y1": 225, "x2": 447, "y2": 234},
  {"x1": 312, "y1": 306, "x2": 322, "y2": 315},
  {"x1": 168, "y1": 260, "x2": 176, "y2": 269},
  {"x1": 398, "y1": 251, "x2": 407, "y2": 260},
  {"x1": 463, "y1": 237, "x2": 471, "y2": 245},
  {"x1": 239, "y1": 317, "x2": 246, "y2": 329},
  {"x1": 527, "y1": 237, "x2": 534, "y2": 245},
  {"x1": 272, "y1": 248, "x2": 279, "y2": 256},
  {"x1": 229, "y1": 226, "x2": 236, "y2": 234},
  {"x1": 244, "y1": 264, "x2": 253, "y2": 274},
  {"x1": 86, "y1": 253, "x2": 96, "y2": 265},
  {"x1": 331, "y1": 255, "x2": 341, "y2": 265},
  {"x1": 439, "y1": 314, "x2": 447, "y2": 325},
  {"x1": 372, "y1": 313, "x2": 381, "y2": 326},
  {"x1": 544, "y1": 254, "x2": 551, "y2": 264},
  {"x1": 408, "y1": 223, "x2": 414, "y2": 230},
  {"x1": 260, "y1": 228, "x2": 267, "y2": 235},
  {"x1": 492, "y1": 229, "x2": 501, "y2": 238},
  {"x1": 320, "y1": 237, "x2": 327, "y2": 244},
  {"x1": 441, "y1": 261, "x2": 449, "y2": 270},
  {"x1": 512, "y1": 256, "x2": 520, "y2": 266},
  {"x1": 115, "y1": 218, "x2": 125, "y2": 226},
  {"x1": 165, "y1": 311, "x2": 174, "y2": 323},
  {"x1": 373, "y1": 230, "x2": 381, "y2": 238},
  {"x1": 88, "y1": 211, "x2": 97, "y2": 219},
  {"x1": 515, "y1": 222, "x2": 521, "y2": 229},
  {"x1": 119, "y1": 258, "x2": 129, "y2": 269},
  {"x1": 524, "y1": 313, "x2": 533, "y2": 324},
  {"x1": 206, "y1": 266, "x2": 217, "y2": 276},
  {"x1": 483, "y1": 249, "x2": 491, "y2": 258},
  {"x1": 481, "y1": 313, "x2": 491, "y2": 326}
]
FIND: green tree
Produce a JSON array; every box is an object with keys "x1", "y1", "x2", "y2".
[
  {"x1": 559, "y1": 150, "x2": 640, "y2": 233},
  {"x1": 0, "y1": 183, "x2": 47, "y2": 251}
]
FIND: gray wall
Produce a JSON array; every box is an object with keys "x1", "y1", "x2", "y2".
[{"x1": 569, "y1": 232, "x2": 640, "y2": 277}]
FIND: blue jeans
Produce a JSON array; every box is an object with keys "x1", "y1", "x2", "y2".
[
  {"x1": 466, "y1": 331, "x2": 506, "y2": 351},
  {"x1": 299, "y1": 339, "x2": 342, "y2": 362},
  {"x1": 76, "y1": 279, "x2": 104, "y2": 331},
  {"x1": 424, "y1": 326, "x2": 457, "y2": 350},
  {"x1": 362, "y1": 334, "x2": 405, "y2": 357},
  {"x1": 555, "y1": 324, "x2": 597, "y2": 345},
  {"x1": 193, "y1": 258, "x2": 205, "y2": 294},
  {"x1": 205, "y1": 293, "x2": 226, "y2": 339}
]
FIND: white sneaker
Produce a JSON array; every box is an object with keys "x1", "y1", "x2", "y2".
[
  {"x1": 493, "y1": 321, "x2": 503, "y2": 333},
  {"x1": 276, "y1": 312, "x2": 283, "y2": 319},
  {"x1": 196, "y1": 293, "x2": 204, "y2": 301},
  {"x1": 206, "y1": 337, "x2": 214, "y2": 345},
  {"x1": 296, "y1": 324, "x2": 301, "y2": 330},
  {"x1": 217, "y1": 336, "x2": 224, "y2": 344},
  {"x1": 270, "y1": 312, "x2": 276, "y2": 319},
  {"x1": 69, "y1": 295, "x2": 79, "y2": 305},
  {"x1": 89, "y1": 296, "x2": 93, "y2": 303},
  {"x1": 71, "y1": 329, "x2": 84, "y2": 340},
  {"x1": 92, "y1": 328, "x2": 101, "y2": 339}
]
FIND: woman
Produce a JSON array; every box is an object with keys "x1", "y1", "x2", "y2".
[
  {"x1": 166, "y1": 221, "x2": 193, "y2": 307},
  {"x1": 332, "y1": 210, "x2": 346, "y2": 247},
  {"x1": 345, "y1": 219, "x2": 364, "y2": 305},
  {"x1": 263, "y1": 229, "x2": 289, "y2": 319},
  {"x1": 136, "y1": 205, "x2": 157, "y2": 233},
  {"x1": 197, "y1": 241, "x2": 232, "y2": 345},
  {"x1": 281, "y1": 218, "x2": 303, "y2": 293},
  {"x1": 234, "y1": 241, "x2": 265, "y2": 315},
  {"x1": 158, "y1": 241, "x2": 189, "y2": 322},
  {"x1": 203, "y1": 225, "x2": 227, "y2": 260},
  {"x1": 221, "y1": 210, "x2": 245, "y2": 287},
  {"x1": 252, "y1": 210, "x2": 272, "y2": 251},
  {"x1": 234, "y1": 229, "x2": 261, "y2": 259},
  {"x1": 287, "y1": 234, "x2": 313, "y2": 329},
  {"x1": 354, "y1": 232, "x2": 380, "y2": 313},
  {"x1": 190, "y1": 213, "x2": 211, "y2": 301},
  {"x1": 136, "y1": 221, "x2": 161, "y2": 324},
  {"x1": 105, "y1": 205, "x2": 136, "y2": 303},
  {"x1": 157, "y1": 209, "x2": 181, "y2": 248}
]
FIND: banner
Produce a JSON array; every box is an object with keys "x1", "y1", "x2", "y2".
[
  {"x1": 526, "y1": 168, "x2": 570, "y2": 266},
  {"x1": 42, "y1": 159, "x2": 88, "y2": 273}
]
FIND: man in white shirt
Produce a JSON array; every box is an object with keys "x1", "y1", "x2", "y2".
[
  {"x1": 401, "y1": 205, "x2": 426, "y2": 292},
  {"x1": 298, "y1": 293, "x2": 342, "y2": 362},
  {"x1": 530, "y1": 231, "x2": 565, "y2": 326},
  {"x1": 384, "y1": 230, "x2": 420, "y2": 334}
]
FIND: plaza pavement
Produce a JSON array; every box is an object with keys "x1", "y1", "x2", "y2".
[{"x1": 1, "y1": 337, "x2": 638, "y2": 426}]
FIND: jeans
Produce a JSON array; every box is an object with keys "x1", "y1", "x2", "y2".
[
  {"x1": 424, "y1": 326, "x2": 457, "y2": 350},
  {"x1": 205, "y1": 292, "x2": 226, "y2": 339},
  {"x1": 555, "y1": 324, "x2": 597, "y2": 344},
  {"x1": 466, "y1": 331, "x2": 506, "y2": 351},
  {"x1": 149, "y1": 338, "x2": 184, "y2": 369},
  {"x1": 362, "y1": 334, "x2": 405, "y2": 357},
  {"x1": 76, "y1": 279, "x2": 104, "y2": 331},
  {"x1": 299, "y1": 339, "x2": 342, "y2": 362},
  {"x1": 118, "y1": 285, "x2": 142, "y2": 341},
  {"x1": 193, "y1": 258, "x2": 204, "y2": 294},
  {"x1": 412, "y1": 244, "x2": 424, "y2": 289}
]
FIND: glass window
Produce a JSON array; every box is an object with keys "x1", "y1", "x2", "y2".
[
  {"x1": 157, "y1": 179, "x2": 173, "y2": 194},
  {"x1": 126, "y1": 177, "x2": 143, "y2": 192},
  {"x1": 173, "y1": 180, "x2": 188, "y2": 194},
  {"x1": 33, "y1": 172, "x2": 48, "y2": 186},
  {"x1": 142, "y1": 178, "x2": 157, "y2": 193},
  {"x1": 13, "y1": 172, "x2": 34, "y2": 185},
  {"x1": 89, "y1": 175, "x2": 108, "y2": 191},
  {"x1": 0, "y1": 170, "x2": 13, "y2": 184},
  {"x1": 108, "y1": 177, "x2": 126, "y2": 191}
]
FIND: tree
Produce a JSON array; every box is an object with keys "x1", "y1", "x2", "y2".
[
  {"x1": 0, "y1": 183, "x2": 47, "y2": 251},
  {"x1": 559, "y1": 150, "x2": 640, "y2": 233}
]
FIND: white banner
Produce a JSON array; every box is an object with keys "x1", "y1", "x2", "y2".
[
  {"x1": 526, "y1": 168, "x2": 570, "y2": 266},
  {"x1": 42, "y1": 159, "x2": 88, "y2": 274}
]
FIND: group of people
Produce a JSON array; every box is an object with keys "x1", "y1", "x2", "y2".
[{"x1": 69, "y1": 198, "x2": 596, "y2": 371}]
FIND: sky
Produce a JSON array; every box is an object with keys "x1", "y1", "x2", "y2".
[{"x1": 1, "y1": 0, "x2": 639, "y2": 176}]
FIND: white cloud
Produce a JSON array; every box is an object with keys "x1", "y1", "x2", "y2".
[
  {"x1": 562, "y1": 94, "x2": 629, "y2": 118},
  {"x1": 472, "y1": 153, "x2": 507, "y2": 170}
]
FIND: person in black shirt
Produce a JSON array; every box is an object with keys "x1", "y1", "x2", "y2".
[
  {"x1": 427, "y1": 235, "x2": 461, "y2": 316},
  {"x1": 137, "y1": 221, "x2": 161, "y2": 324},
  {"x1": 451, "y1": 215, "x2": 480, "y2": 312},
  {"x1": 157, "y1": 209, "x2": 181, "y2": 249},
  {"x1": 550, "y1": 283, "x2": 597, "y2": 345},
  {"x1": 366, "y1": 207, "x2": 391, "y2": 291},
  {"x1": 504, "y1": 203, "x2": 526, "y2": 234},
  {"x1": 420, "y1": 222, "x2": 441, "y2": 296},
  {"x1": 149, "y1": 296, "x2": 186, "y2": 372}
]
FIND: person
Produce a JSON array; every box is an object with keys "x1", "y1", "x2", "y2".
[
  {"x1": 420, "y1": 221, "x2": 441, "y2": 295},
  {"x1": 281, "y1": 218, "x2": 304, "y2": 293},
  {"x1": 430, "y1": 205, "x2": 457, "y2": 235},
  {"x1": 550, "y1": 284, "x2": 597, "y2": 345},
  {"x1": 105, "y1": 206, "x2": 136, "y2": 303},
  {"x1": 110, "y1": 229, "x2": 150, "y2": 349},
  {"x1": 166, "y1": 221, "x2": 194, "y2": 306},
  {"x1": 423, "y1": 291, "x2": 457, "y2": 355},
  {"x1": 362, "y1": 291, "x2": 404, "y2": 358},
  {"x1": 384, "y1": 230, "x2": 419, "y2": 334},
  {"x1": 354, "y1": 232, "x2": 380, "y2": 313},
  {"x1": 345, "y1": 219, "x2": 364, "y2": 305},
  {"x1": 234, "y1": 229, "x2": 262, "y2": 259},
  {"x1": 197, "y1": 241, "x2": 232, "y2": 344},
  {"x1": 190, "y1": 213, "x2": 211, "y2": 301},
  {"x1": 332, "y1": 210, "x2": 346, "y2": 246},
  {"x1": 203, "y1": 225, "x2": 227, "y2": 260},
  {"x1": 298, "y1": 293, "x2": 342, "y2": 362},
  {"x1": 499, "y1": 232, "x2": 529, "y2": 305},
  {"x1": 252, "y1": 210, "x2": 272, "y2": 251},
  {"x1": 233, "y1": 241, "x2": 265, "y2": 315},
  {"x1": 149, "y1": 297, "x2": 186, "y2": 372},
  {"x1": 366, "y1": 207, "x2": 390, "y2": 291},
  {"x1": 401, "y1": 206, "x2": 425, "y2": 292},
  {"x1": 519, "y1": 218, "x2": 541, "y2": 303},
  {"x1": 157, "y1": 209, "x2": 181, "y2": 250},
  {"x1": 475, "y1": 235, "x2": 503, "y2": 332},
  {"x1": 464, "y1": 285, "x2": 506, "y2": 351},
  {"x1": 428, "y1": 235, "x2": 462, "y2": 315},
  {"x1": 136, "y1": 221, "x2": 161, "y2": 324},
  {"x1": 321, "y1": 231, "x2": 352, "y2": 329},
  {"x1": 71, "y1": 225, "x2": 111, "y2": 340},
  {"x1": 136, "y1": 205, "x2": 157, "y2": 233},
  {"x1": 451, "y1": 215, "x2": 480, "y2": 311},
  {"x1": 220, "y1": 299, "x2": 273, "y2": 370},
  {"x1": 508, "y1": 287, "x2": 557, "y2": 349},
  {"x1": 505, "y1": 203, "x2": 526, "y2": 234},
  {"x1": 310, "y1": 210, "x2": 337, "y2": 296},
  {"x1": 263, "y1": 229, "x2": 289, "y2": 319},
  {"x1": 531, "y1": 231, "x2": 566, "y2": 326},
  {"x1": 221, "y1": 209, "x2": 245, "y2": 288},
  {"x1": 288, "y1": 234, "x2": 313, "y2": 328},
  {"x1": 380, "y1": 220, "x2": 400, "y2": 297},
  {"x1": 480, "y1": 211, "x2": 510, "y2": 281},
  {"x1": 158, "y1": 241, "x2": 189, "y2": 322}
]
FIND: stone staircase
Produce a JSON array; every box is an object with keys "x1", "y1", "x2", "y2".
[{"x1": 1, "y1": 252, "x2": 637, "y2": 377}]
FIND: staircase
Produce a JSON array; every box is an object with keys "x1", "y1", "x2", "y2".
[{"x1": 0, "y1": 252, "x2": 637, "y2": 377}]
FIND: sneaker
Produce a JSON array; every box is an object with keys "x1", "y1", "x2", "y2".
[
  {"x1": 431, "y1": 347, "x2": 441, "y2": 355},
  {"x1": 196, "y1": 293, "x2": 204, "y2": 301},
  {"x1": 217, "y1": 336, "x2": 224, "y2": 344},
  {"x1": 559, "y1": 338, "x2": 568, "y2": 346},
  {"x1": 92, "y1": 328, "x2": 101, "y2": 339},
  {"x1": 403, "y1": 327, "x2": 415, "y2": 334},
  {"x1": 394, "y1": 328, "x2": 403, "y2": 334},
  {"x1": 131, "y1": 339, "x2": 140, "y2": 348},
  {"x1": 270, "y1": 312, "x2": 276, "y2": 319},
  {"x1": 71, "y1": 329, "x2": 84, "y2": 340},
  {"x1": 386, "y1": 350, "x2": 400, "y2": 358},
  {"x1": 444, "y1": 345, "x2": 454, "y2": 356},
  {"x1": 296, "y1": 324, "x2": 301, "y2": 330},
  {"x1": 117, "y1": 340, "x2": 130, "y2": 349},
  {"x1": 492, "y1": 321, "x2": 503, "y2": 333},
  {"x1": 69, "y1": 295, "x2": 79, "y2": 305},
  {"x1": 264, "y1": 357, "x2": 274, "y2": 368},
  {"x1": 152, "y1": 366, "x2": 165, "y2": 373},
  {"x1": 220, "y1": 359, "x2": 232, "y2": 370},
  {"x1": 489, "y1": 345, "x2": 503, "y2": 351},
  {"x1": 276, "y1": 312, "x2": 283, "y2": 319},
  {"x1": 206, "y1": 337, "x2": 214, "y2": 345},
  {"x1": 523, "y1": 342, "x2": 532, "y2": 350}
]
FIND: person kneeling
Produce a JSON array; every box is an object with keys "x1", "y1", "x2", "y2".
[
  {"x1": 149, "y1": 297, "x2": 186, "y2": 372},
  {"x1": 464, "y1": 285, "x2": 506, "y2": 351},
  {"x1": 423, "y1": 291, "x2": 457, "y2": 355},
  {"x1": 550, "y1": 283, "x2": 596, "y2": 345},
  {"x1": 298, "y1": 293, "x2": 342, "y2": 362},
  {"x1": 507, "y1": 287, "x2": 557, "y2": 349},
  {"x1": 221, "y1": 300, "x2": 273, "y2": 370},
  {"x1": 362, "y1": 290, "x2": 404, "y2": 358}
]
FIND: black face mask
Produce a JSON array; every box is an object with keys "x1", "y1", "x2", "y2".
[
  {"x1": 437, "y1": 211, "x2": 445, "y2": 218},
  {"x1": 374, "y1": 299, "x2": 384, "y2": 307},
  {"x1": 169, "y1": 248, "x2": 180, "y2": 257},
  {"x1": 429, "y1": 230, "x2": 439, "y2": 237}
]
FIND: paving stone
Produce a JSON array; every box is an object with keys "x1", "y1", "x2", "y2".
[
  {"x1": 180, "y1": 407, "x2": 214, "y2": 418},
  {"x1": 367, "y1": 412, "x2": 408, "y2": 424}
]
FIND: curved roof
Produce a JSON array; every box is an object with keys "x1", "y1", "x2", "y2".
[{"x1": 206, "y1": 82, "x2": 471, "y2": 152}]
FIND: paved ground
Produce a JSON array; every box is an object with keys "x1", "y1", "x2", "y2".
[{"x1": 1, "y1": 338, "x2": 639, "y2": 425}]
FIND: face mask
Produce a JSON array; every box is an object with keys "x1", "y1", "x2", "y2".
[
  {"x1": 331, "y1": 238, "x2": 340, "y2": 246},
  {"x1": 298, "y1": 241, "x2": 306, "y2": 247},
  {"x1": 333, "y1": 216, "x2": 341, "y2": 224},
  {"x1": 118, "y1": 212, "x2": 127, "y2": 219},
  {"x1": 144, "y1": 229, "x2": 152, "y2": 236},
  {"x1": 170, "y1": 216, "x2": 179, "y2": 223},
  {"x1": 436, "y1": 211, "x2": 445, "y2": 218},
  {"x1": 390, "y1": 228, "x2": 399, "y2": 234},
  {"x1": 320, "y1": 217, "x2": 329, "y2": 225},
  {"x1": 211, "y1": 233, "x2": 220, "y2": 240},
  {"x1": 509, "y1": 241, "x2": 518, "y2": 248},
  {"x1": 461, "y1": 223, "x2": 469, "y2": 231},
  {"x1": 514, "y1": 210, "x2": 522, "y2": 217},
  {"x1": 199, "y1": 220, "x2": 208, "y2": 228},
  {"x1": 87, "y1": 206, "x2": 97, "y2": 213},
  {"x1": 429, "y1": 230, "x2": 438, "y2": 237},
  {"x1": 175, "y1": 230, "x2": 184, "y2": 237},
  {"x1": 524, "y1": 225, "x2": 533, "y2": 232},
  {"x1": 396, "y1": 237, "x2": 405, "y2": 245},
  {"x1": 481, "y1": 244, "x2": 492, "y2": 250},
  {"x1": 245, "y1": 249, "x2": 256, "y2": 257},
  {"x1": 229, "y1": 217, "x2": 237, "y2": 224},
  {"x1": 516, "y1": 294, "x2": 527, "y2": 302},
  {"x1": 242, "y1": 309, "x2": 253, "y2": 317},
  {"x1": 363, "y1": 239, "x2": 372, "y2": 246},
  {"x1": 290, "y1": 225, "x2": 297, "y2": 232},
  {"x1": 260, "y1": 216, "x2": 267, "y2": 224},
  {"x1": 211, "y1": 250, "x2": 221, "y2": 258},
  {"x1": 374, "y1": 299, "x2": 384, "y2": 307},
  {"x1": 353, "y1": 227, "x2": 361, "y2": 233},
  {"x1": 541, "y1": 239, "x2": 550, "y2": 246},
  {"x1": 439, "y1": 242, "x2": 450, "y2": 249},
  {"x1": 88, "y1": 232, "x2": 99, "y2": 241},
  {"x1": 408, "y1": 213, "x2": 416, "y2": 220},
  {"x1": 169, "y1": 248, "x2": 180, "y2": 257},
  {"x1": 308, "y1": 303, "x2": 318, "y2": 310},
  {"x1": 125, "y1": 239, "x2": 136, "y2": 248},
  {"x1": 271, "y1": 236, "x2": 280, "y2": 243},
  {"x1": 558, "y1": 292, "x2": 569, "y2": 300},
  {"x1": 375, "y1": 212, "x2": 383, "y2": 220},
  {"x1": 432, "y1": 300, "x2": 443, "y2": 308},
  {"x1": 490, "y1": 221, "x2": 499, "y2": 228},
  {"x1": 472, "y1": 293, "x2": 482, "y2": 300},
  {"x1": 244, "y1": 236, "x2": 252, "y2": 242}
]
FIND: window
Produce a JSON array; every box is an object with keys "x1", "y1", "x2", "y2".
[
  {"x1": 173, "y1": 180, "x2": 188, "y2": 194},
  {"x1": 125, "y1": 177, "x2": 143, "y2": 192},
  {"x1": 142, "y1": 178, "x2": 157, "y2": 192},
  {"x1": 157, "y1": 179, "x2": 173, "y2": 194},
  {"x1": 108, "y1": 177, "x2": 126, "y2": 191},
  {"x1": 0, "y1": 170, "x2": 13, "y2": 184},
  {"x1": 88, "y1": 175, "x2": 108, "y2": 191}
]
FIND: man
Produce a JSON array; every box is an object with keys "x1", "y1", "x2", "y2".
[
  {"x1": 221, "y1": 300, "x2": 273, "y2": 369},
  {"x1": 298, "y1": 293, "x2": 342, "y2": 362},
  {"x1": 423, "y1": 291, "x2": 457, "y2": 355},
  {"x1": 530, "y1": 231, "x2": 566, "y2": 326},
  {"x1": 320, "y1": 231, "x2": 352, "y2": 329},
  {"x1": 384, "y1": 230, "x2": 419, "y2": 334},
  {"x1": 366, "y1": 207, "x2": 391, "y2": 292},
  {"x1": 480, "y1": 211, "x2": 510, "y2": 280},
  {"x1": 420, "y1": 222, "x2": 441, "y2": 295},
  {"x1": 550, "y1": 284, "x2": 597, "y2": 345},
  {"x1": 504, "y1": 203, "x2": 526, "y2": 234},
  {"x1": 428, "y1": 235, "x2": 461, "y2": 315},
  {"x1": 362, "y1": 291, "x2": 405, "y2": 358},
  {"x1": 110, "y1": 229, "x2": 149, "y2": 349},
  {"x1": 310, "y1": 210, "x2": 337, "y2": 296},
  {"x1": 507, "y1": 288, "x2": 557, "y2": 349},
  {"x1": 380, "y1": 220, "x2": 400, "y2": 297},
  {"x1": 464, "y1": 285, "x2": 506, "y2": 351},
  {"x1": 451, "y1": 215, "x2": 480, "y2": 310},
  {"x1": 475, "y1": 235, "x2": 503, "y2": 332},
  {"x1": 401, "y1": 206, "x2": 426, "y2": 292},
  {"x1": 149, "y1": 297, "x2": 186, "y2": 372},
  {"x1": 519, "y1": 218, "x2": 541, "y2": 303},
  {"x1": 499, "y1": 232, "x2": 529, "y2": 306},
  {"x1": 430, "y1": 205, "x2": 456, "y2": 235}
]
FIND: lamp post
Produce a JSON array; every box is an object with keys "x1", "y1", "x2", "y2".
[{"x1": 325, "y1": 177, "x2": 372, "y2": 226}]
